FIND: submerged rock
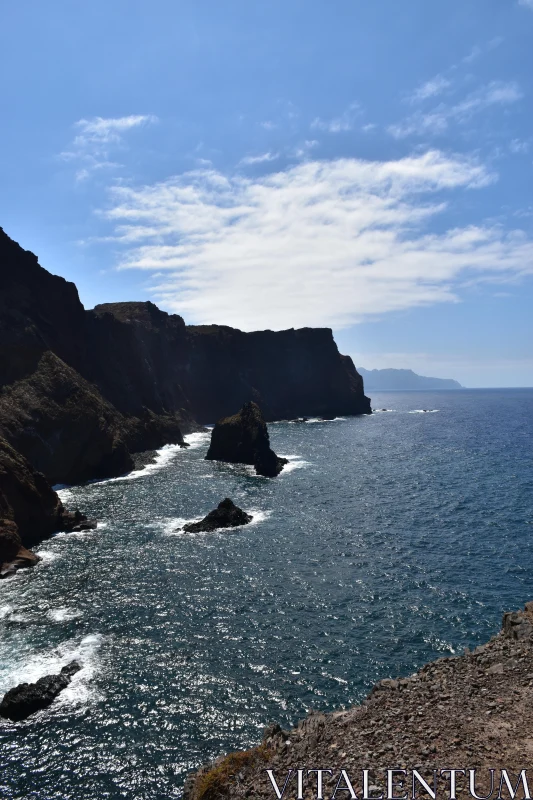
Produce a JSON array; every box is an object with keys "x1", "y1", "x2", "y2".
[
  {"x1": 181, "y1": 499, "x2": 252, "y2": 533},
  {"x1": 205, "y1": 402, "x2": 288, "y2": 477},
  {"x1": 0, "y1": 661, "x2": 81, "y2": 721},
  {"x1": 59, "y1": 509, "x2": 97, "y2": 533}
]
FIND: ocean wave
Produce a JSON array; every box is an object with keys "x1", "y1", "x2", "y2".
[
  {"x1": 48, "y1": 607, "x2": 83, "y2": 623},
  {"x1": 53, "y1": 520, "x2": 107, "y2": 541},
  {"x1": 35, "y1": 549, "x2": 61, "y2": 564},
  {"x1": 54, "y1": 486, "x2": 75, "y2": 503},
  {"x1": 0, "y1": 633, "x2": 104, "y2": 710},
  {"x1": 54, "y1": 432, "x2": 211, "y2": 492},
  {"x1": 279, "y1": 455, "x2": 311, "y2": 473},
  {"x1": 163, "y1": 509, "x2": 272, "y2": 536},
  {"x1": 409, "y1": 409, "x2": 440, "y2": 414},
  {"x1": 0, "y1": 604, "x2": 14, "y2": 620}
]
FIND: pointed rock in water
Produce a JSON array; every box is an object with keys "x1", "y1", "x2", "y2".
[
  {"x1": 181, "y1": 499, "x2": 253, "y2": 533},
  {"x1": 0, "y1": 661, "x2": 82, "y2": 722},
  {"x1": 205, "y1": 401, "x2": 288, "y2": 477}
]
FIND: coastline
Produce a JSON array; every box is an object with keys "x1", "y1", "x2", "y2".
[{"x1": 184, "y1": 603, "x2": 533, "y2": 800}]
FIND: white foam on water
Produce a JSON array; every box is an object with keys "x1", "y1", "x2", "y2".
[
  {"x1": 160, "y1": 517, "x2": 201, "y2": 536},
  {"x1": 409, "y1": 409, "x2": 440, "y2": 414},
  {"x1": 54, "y1": 486, "x2": 75, "y2": 503},
  {"x1": 82, "y1": 431, "x2": 212, "y2": 487},
  {"x1": 48, "y1": 607, "x2": 83, "y2": 623},
  {"x1": 248, "y1": 509, "x2": 272, "y2": 526},
  {"x1": 0, "y1": 604, "x2": 14, "y2": 620},
  {"x1": 35, "y1": 549, "x2": 61, "y2": 564},
  {"x1": 287, "y1": 417, "x2": 346, "y2": 424},
  {"x1": 165, "y1": 509, "x2": 272, "y2": 536},
  {"x1": 52, "y1": 522, "x2": 105, "y2": 540},
  {"x1": 0, "y1": 633, "x2": 104, "y2": 710},
  {"x1": 184, "y1": 431, "x2": 211, "y2": 448},
  {"x1": 279, "y1": 455, "x2": 311, "y2": 473},
  {"x1": 373, "y1": 409, "x2": 396, "y2": 413}
]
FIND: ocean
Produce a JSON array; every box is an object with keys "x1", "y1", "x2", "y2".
[{"x1": 1, "y1": 389, "x2": 532, "y2": 799}]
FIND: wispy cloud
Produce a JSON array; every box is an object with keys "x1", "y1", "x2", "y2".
[
  {"x1": 389, "y1": 81, "x2": 523, "y2": 139},
  {"x1": 292, "y1": 140, "x2": 319, "y2": 159},
  {"x1": 509, "y1": 138, "x2": 530, "y2": 154},
  {"x1": 239, "y1": 152, "x2": 279, "y2": 166},
  {"x1": 409, "y1": 76, "x2": 452, "y2": 103},
  {"x1": 97, "y1": 150, "x2": 531, "y2": 331},
  {"x1": 60, "y1": 114, "x2": 158, "y2": 181},
  {"x1": 311, "y1": 103, "x2": 360, "y2": 133},
  {"x1": 518, "y1": 0, "x2": 533, "y2": 9}
]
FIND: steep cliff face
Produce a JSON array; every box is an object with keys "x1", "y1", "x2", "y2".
[
  {"x1": 0, "y1": 228, "x2": 87, "y2": 387},
  {"x1": 0, "y1": 226, "x2": 370, "y2": 490},
  {"x1": 0, "y1": 351, "x2": 134, "y2": 485},
  {"x1": 87, "y1": 306, "x2": 371, "y2": 423},
  {"x1": 183, "y1": 325, "x2": 371, "y2": 422},
  {"x1": 0, "y1": 436, "x2": 63, "y2": 546}
]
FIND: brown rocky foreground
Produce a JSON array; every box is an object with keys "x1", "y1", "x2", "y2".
[{"x1": 184, "y1": 603, "x2": 533, "y2": 800}]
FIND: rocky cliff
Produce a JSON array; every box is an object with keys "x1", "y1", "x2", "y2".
[
  {"x1": 0, "y1": 435, "x2": 84, "y2": 576},
  {"x1": 0, "y1": 226, "x2": 370, "y2": 481},
  {"x1": 184, "y1": 602, "x2": 533, "y2": 800},
  {"x1": 0, "y1": 225, "x2": 370, "y2": 552}
]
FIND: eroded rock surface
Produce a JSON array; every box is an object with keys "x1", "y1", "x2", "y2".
[
  {"x1": 181, "y1": 499, "x2": 252, "y2": 533},
  {"x1": 0, "y1": 661, "x2": 81, "y2": 722},
  {"x1": 206, "y1": 402, "x2": 288, "y2": 477},
  {"x1": 184, "y1": 602, "x2": 533, "y2": 800}
]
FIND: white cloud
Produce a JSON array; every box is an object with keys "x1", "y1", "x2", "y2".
[
  {"x1": 100, "y1": 150, "x2": 533, "y2": 331},
  {"x1": 239, "y1": 152, "x2": 279, "y2": 166},
  {"x1": 410, "y1": 76, "x2": 452, "y2": 103},
  {"x1": 73, "y1": 114, "x2": 157, "y2": 145},
  {"x1": 389, "y1": 81, "x2": 523, "y2": 138},
  {"x1": 311, "y1": 103, "x2": 361, "y2": 133},
  {"x1": 60, "y1": 114, "x2": 158, "y2": 181},
  {"x1": 518, "y1": 0, "x2": 533, "y2": 9}
]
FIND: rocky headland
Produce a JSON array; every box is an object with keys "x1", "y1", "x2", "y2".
[
  {"x1": 0, "y1": 661, "x2": 81, "y2": 722},
  {"x1": 180, "y1": 498, "x2": 253, "y2": 533},
  {"x1": 206, "y1": 402, "x2": 289, "y2": 477},
  {"x1": 0, "y1": 225, "x2": 370, "y2": 565},
  {"x1": 184, "y1": 602, "x2": 533, "y2": 800}
]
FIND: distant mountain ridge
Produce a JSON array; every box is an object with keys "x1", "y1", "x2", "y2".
[{"x1": 358, "y1": 367, "x2": 463, "y2": 391}]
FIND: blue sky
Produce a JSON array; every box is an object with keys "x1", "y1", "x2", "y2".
[{"x1": 1, "y1": 1, "x2": 532, "y2": 387}]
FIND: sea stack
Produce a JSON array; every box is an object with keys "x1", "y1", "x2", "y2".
[
  {"x1": 206, "y1": 402, "x2": 288, "y2": 477},
  {"x1": 181, "y1": 498, "x2": 252, "y2": 533}
]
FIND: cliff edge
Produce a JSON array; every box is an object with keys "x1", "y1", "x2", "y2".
[{"x1": 184, "y1": 602, "x2": 533, "y2": 800}]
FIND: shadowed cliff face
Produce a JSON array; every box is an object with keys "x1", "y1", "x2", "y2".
[
  {"x1": 0, "y1": 228, "x2": 87, "y2": 387},
  {"x1": 86, "y1": 311, "x2": 371, "y2": 423},
  {"x1": 0, "y1": 437, "x2": 63, "y2": 546},
  {"x1": 0, "y1": 226, "x2": 370, "y2": 489}
]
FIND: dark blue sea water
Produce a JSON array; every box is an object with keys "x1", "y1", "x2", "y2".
[{"x1": 1, "y1": 389, "x2": 532, "y2": 799}]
